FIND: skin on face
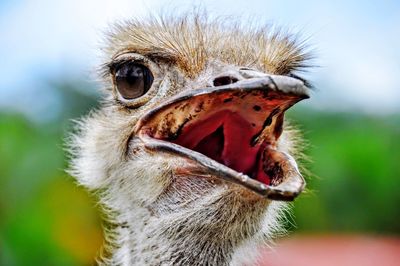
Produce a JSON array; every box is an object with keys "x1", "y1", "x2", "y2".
[{"x1": 69, "y1": 13, "x2": 313, "y2": 265}]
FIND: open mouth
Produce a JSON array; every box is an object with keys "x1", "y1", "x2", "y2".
[{"x1": 135, "y1": 77, "x2": 309, "y2": 201}]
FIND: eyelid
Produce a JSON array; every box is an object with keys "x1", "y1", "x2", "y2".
[
  {"x1": 108, "y1": 59, "x2": 126, "y2": 74},
  {"x1": 108, "y1": 58, "x2": 146, "y2": 73}
]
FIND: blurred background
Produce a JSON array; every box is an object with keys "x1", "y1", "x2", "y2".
[{"x1": 0, "y1": 0, "x2": 399, "y2": 265}]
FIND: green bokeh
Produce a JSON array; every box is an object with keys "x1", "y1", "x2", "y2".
[{"x1": 288, "y1": 109, "x2": 400, "y2": 233}]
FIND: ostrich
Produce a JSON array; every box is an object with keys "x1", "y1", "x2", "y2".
[{"x1": 69, "y1": 13, "x2": 312, "y2": 265}]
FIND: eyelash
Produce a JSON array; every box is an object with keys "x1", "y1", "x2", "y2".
[
  {"x1": 102, "y1": 56, "x2": 148, "y2": 78},
  {"x1": 108, "y1": 59, "x2": 133, "y2": 73}
]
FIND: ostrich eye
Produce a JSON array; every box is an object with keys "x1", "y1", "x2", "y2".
[{"x1": 114, "y1": 62, "x2": 154, "y2": 99}]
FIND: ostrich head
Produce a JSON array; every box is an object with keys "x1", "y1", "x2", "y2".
[{"x1": 70, "y1": 13, "x2": 312, "y2": 265}]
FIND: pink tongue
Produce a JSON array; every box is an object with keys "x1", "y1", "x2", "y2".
[{"x1": 173, "y1": 111, "x2": 270, "y2": 184}]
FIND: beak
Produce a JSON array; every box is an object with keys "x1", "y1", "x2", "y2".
[{"x1": 135, "y1": 76, "x2": 310, "y2": 201}]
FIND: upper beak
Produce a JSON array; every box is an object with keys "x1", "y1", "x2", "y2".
[{"x1": 135, "y1": 76, "x2": 310, "y2": 201}]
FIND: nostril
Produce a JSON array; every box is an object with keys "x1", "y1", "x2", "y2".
[{"x1": 213, "y1": 76, "x2": 239, "y2": 87}]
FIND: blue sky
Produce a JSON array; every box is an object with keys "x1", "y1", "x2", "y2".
[{"x1": 0, "y1": 0, "x2": 399, "y2": 121}]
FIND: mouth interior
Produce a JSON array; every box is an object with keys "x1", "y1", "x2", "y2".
[
  {"x1": 172, "y1": 110, "x2": 273, "y2": 185},
  {"x1": 137, "y1": 87, "x2": 305, "y2": 188},
  {"x1": 135, "y1": 78, "x2": 309, "y2": 199}
]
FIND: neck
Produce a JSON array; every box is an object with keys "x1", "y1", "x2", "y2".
[{"x1": 100, "y1": 196, "x2": 284, "y2": 266}]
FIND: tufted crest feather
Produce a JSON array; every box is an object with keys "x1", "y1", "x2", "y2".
[{"x1": 103, "y1": 13, "x2": 312, "y2": 78}]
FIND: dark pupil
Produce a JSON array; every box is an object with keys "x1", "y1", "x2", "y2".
[{"x1": 115, "y1": 63, "x2": 153, "y2": 99}]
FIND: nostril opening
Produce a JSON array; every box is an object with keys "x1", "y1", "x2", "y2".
[{"x1": 213, "y1": 76, "x2": 239, "y2": 87}]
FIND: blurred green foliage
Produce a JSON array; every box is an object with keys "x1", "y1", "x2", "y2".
[
  {"x1": 0, "y1": 81, "x2": 102, "y2": 266},
  {"x1": 288, "y1": 109, "x2": 400, "y2": 234},
  {"x1": 0, "y1": 81, "x2": 399, "y2": 265}
]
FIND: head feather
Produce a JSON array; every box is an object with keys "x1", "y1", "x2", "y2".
[{"x1": 103, "y1": 12, "x2": 313, "y2": 78}]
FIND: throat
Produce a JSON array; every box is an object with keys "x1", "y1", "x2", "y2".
[
  {"x1": 194, "y1": 125, "x2": 225, "y2": 163},
  {"x1": 173, "y1": 110, "x2": 270, "y2": 184},
  {"x1": 105, "y1": 184, "x2": 272, "y2": 266},
  {"x1": 111, "y1": 213, "x2": 243, "y2": 265}
]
